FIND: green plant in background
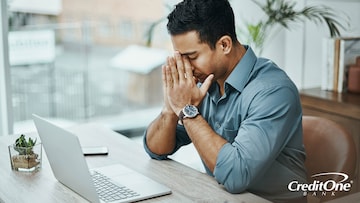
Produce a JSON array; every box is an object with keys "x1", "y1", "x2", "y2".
[
  {"x1": 14, "y1": 134, "x2": 37, "y2": 155},
  {"x1": 242, "y1": 0, "x2": 349, "y2": 55}
]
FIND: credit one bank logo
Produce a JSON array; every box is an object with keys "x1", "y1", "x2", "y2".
[{"x1": 288, "y1": 172, "x2": 353, "y2": 197}]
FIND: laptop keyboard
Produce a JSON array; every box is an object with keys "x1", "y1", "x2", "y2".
[{"x1": 92, "y1": 171, "x2": 140, "y2": 202}]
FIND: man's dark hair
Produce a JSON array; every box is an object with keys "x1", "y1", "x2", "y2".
[{"x1": 167, "y1": 0, "x2": 237, "y2": 49}]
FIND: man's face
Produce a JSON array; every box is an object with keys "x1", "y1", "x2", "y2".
[{"x1": 170, "y1": 31, "x2": 223, "y2": 83}]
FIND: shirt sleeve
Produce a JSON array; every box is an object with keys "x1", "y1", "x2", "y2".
[
  {"x1": 213, "y1": 85, "x2": 302, "y2": 193},
  {"x1": 143, "y1": 124, "x2": 192, "y2": 160}
]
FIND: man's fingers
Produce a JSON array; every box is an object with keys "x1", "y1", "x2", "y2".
[
  {"x1": 182, "y1": 55, "x2": 194, "y2": 81},
  {"x1": 200, "y1": 74, "x2": 214, "y2": 95},
  {"x1": 164, "y1": 64, "x2": 174, "y2": 88},
  {"x1": 168, "y1": 56, "x2": 179, "y2": 84},
  {"x1": 174, "y1": 52, "x2": 186, "y2": 81},
  {"x1": 162, "y1": 64, "x2": 168, "y2": 87}
]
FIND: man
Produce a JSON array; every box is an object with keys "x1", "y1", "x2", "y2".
[{"x1": 143, "y1": 0, "x2": 307, "y2": 202}]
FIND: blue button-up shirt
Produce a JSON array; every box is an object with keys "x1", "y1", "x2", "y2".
[{"x1": 144, "y1": 46, "x2": 307, "y2": 202}]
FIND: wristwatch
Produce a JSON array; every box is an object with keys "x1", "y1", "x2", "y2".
[{"x1": 178, "y1": 104, "x2": 199, "y2": 125}]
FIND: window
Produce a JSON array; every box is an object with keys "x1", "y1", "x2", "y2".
[
  {"x1": 0, "y1": 0, "x2": 12, "y2": 136},
  {"x1": 2, "y1": 0, "x2": 169, "y2": 135},
  {"x1": 118, "y1": 19, "x2": 134, "y2": 41}
]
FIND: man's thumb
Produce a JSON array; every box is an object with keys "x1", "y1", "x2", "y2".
[{"x1": 200, "y1": 74, "x2": 214, "y2": 94}]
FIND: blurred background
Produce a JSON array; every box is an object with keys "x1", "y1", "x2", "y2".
[
  {"x1": 0, "y1": 0, "x2": 359, "y2": 173},
  {"x1": 6, "y1": 0, "x2": 171, "y2": 126},
  {"x1": 1, "y1": 0, "x2": 359, "y2": 138}
]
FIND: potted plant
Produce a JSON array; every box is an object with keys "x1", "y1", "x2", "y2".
[
  {"x1": 239, "y1": 0, "x2": 349, "y2": 55},
  {"x1": 8, "y1": 134, "x2": 42, "y2": 172}
]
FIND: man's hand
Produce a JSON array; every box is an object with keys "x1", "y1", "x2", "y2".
[
  {"x1": 161, "y1": 59, "x2": 175, "y2": 115},
  {"x1": 164, "y1": 52, "x2": 213, "y2": 116}
]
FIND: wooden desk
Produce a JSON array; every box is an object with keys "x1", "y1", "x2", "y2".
[
  {"x1": 0, "y1": 123, "x2": 270, "y2": 203},
  {"x1": 300, "y1": 88, "x2": 360, "y2": 192}
]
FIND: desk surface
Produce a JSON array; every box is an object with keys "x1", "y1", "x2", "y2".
[
  {"x1": 300, "y1": 88, "x2": 360, "y2": 120},
  {"x1": 0, "y1": 123, "x2": 270, "y2": 203}
]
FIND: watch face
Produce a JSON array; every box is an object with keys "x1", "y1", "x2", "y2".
[{"x1": 183, "y1": 105, "x2": 198, "y2": 117}]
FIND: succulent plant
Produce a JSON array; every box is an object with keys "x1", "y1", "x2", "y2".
[{"x1": 14, "y1": 134, "x2": 37, "y2": 155}]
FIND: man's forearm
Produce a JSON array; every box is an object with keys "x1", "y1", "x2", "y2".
[
  {"x1": 146, "y1": 109, "x2": 179, "y2": 155},
  {"x1": 182, "y1": 115, "x2": 227, "y2": 172}
]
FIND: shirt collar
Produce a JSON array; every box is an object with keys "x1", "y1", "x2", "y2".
[
  {"x1": 225, "y1": 45, "x2": 257, "y2": 93},
  {"x1": 207, "y1": 45, "x2": 257, "y2": 99}
]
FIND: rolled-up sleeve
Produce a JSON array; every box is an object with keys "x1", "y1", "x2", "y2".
[
  {"x1": 213, "y1": 86, "x2": 302, "y2": 193},
  {"x1": 143, "y1": 124, "x2": 192, "y2": 160}
]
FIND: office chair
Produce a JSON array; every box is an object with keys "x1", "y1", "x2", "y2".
[{"x1": 302, "y1": 116, "x2": 357, "y2": 203}]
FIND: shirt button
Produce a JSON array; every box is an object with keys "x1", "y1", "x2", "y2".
[{"x1": 215, "y1": 122, "x2": 221, "y2": 129}]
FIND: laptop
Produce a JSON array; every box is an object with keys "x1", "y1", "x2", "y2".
[{"x1": 32, "y1": 114, "x2": 171, "y2": 203}]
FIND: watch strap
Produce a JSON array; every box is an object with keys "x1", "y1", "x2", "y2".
[{"x1": 178, "y1": 110, "x2": 186, "y2": 125}]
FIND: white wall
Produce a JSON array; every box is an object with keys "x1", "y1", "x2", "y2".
[
  {"x1": 301, "y1": 0, "x2": 360, "y2": 88},
  {"x1": 232, "y1": 0, "x2": 360, "y2": 89}
]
